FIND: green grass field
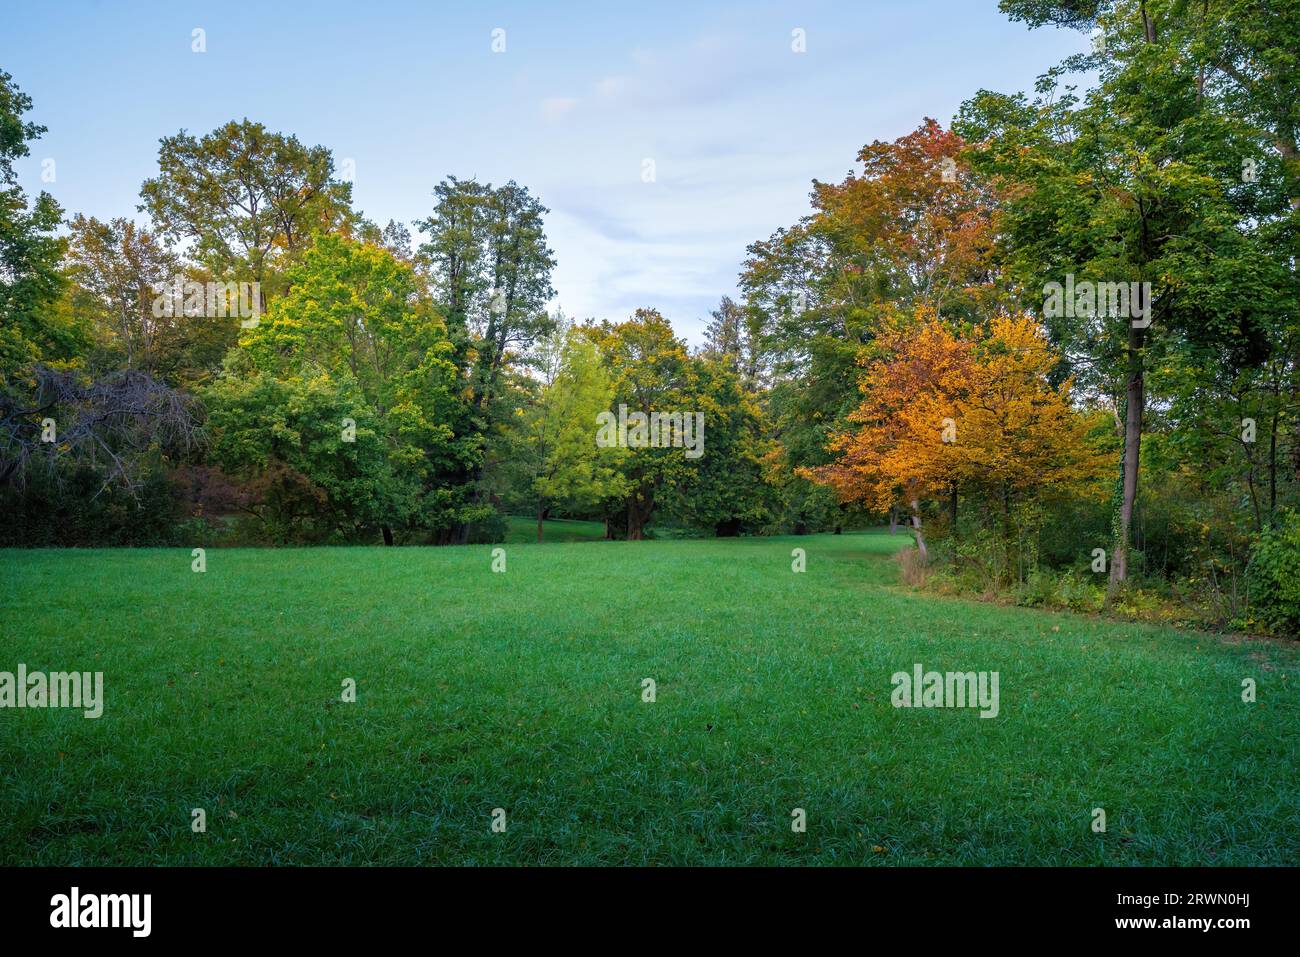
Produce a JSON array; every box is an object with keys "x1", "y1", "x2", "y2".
[
  {"x1": 502, "y1": 516, "x2": 607, "y2": 544},
  {"x1": 1, "y1": 531, "x2": 1296, "y2": 865}
]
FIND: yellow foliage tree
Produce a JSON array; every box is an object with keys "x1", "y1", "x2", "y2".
[{"x1": 805, "y1": 309, "x2": 1112, "y2": 560}]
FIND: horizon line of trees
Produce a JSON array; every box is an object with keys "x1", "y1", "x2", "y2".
[
  {"x1": 2, "y1": 0, "x2": 1298, "y2": 633},
  {"x1": 0, "y1": 83, "x2": 781, "y2": 547}
]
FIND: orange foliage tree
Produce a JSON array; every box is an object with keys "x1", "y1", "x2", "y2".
[{"x1": 804, "y1": 310, "x2": 1112, "y2": 561}]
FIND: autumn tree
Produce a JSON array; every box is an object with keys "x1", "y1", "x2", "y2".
[
  {"x1": 741, "y1": 118, "x2": 1001, "y2": 533},
  {"x1": 808, "y1": 310, "x2": 1111, "y2": 566}
]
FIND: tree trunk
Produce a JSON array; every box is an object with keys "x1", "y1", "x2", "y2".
[
  {"x1": 1276, "y1": 137, "x2": 1300, "y2": 212},
  {"x1": 1109, "y1": 325, "x2": 1146, "y2": 587},
  {"x1": 536, "y1": 500, "x2": 545, "y2": 543},
  {"x1": 381, "y1": 524, "x2": 394, "y2": 547},
  {"x1": 1108, "y1": 7, "x2": 1163, "y2": 589},
  {"x1": 949, "y1": 484, "x2": 958, "y2": 528},
  {"x1": 627, "y1": 489, "x2": 653, "y2": 541},
  {"x1": 889, "y1": 508, "x2": 898, "y2": 535},
  {"x1": 910, "y1": 498, "x2": 927, "y2": 564},
  {"x1": 456, "y1": 462, "x2": 485, "y2": 545},
  {"x1": 1270, "y1": 410, "x2": 1278, "y2": 515},
  {"x1": 1139, "y1": 1, "x2": 1157, "y2": 42}
]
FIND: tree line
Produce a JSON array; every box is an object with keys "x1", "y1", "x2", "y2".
[{"x1": 2, "y1": 0, "x2": 1298, "y2": 633}]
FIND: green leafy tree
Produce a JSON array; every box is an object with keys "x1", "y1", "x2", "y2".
[
  {"x1": 204, "y1": 372, "x2": 403, "y2": 542},
  {"x1": 417, "y1": 176, "x2": 557, "y2": 539},
  {"x1": 417, "y1": 177, "x2": 556, "y2": 411},
  {"x1": 139, "y1": 119, "x2": 355, "y2": 301},
  {"x1": 585, "y1": 309, "x2": 699, "y2": 540},
  {"x1": 665, "y1": 355, "x2": 776, "y2": 536},
  {"x1": 0, "y1": 70, "x2": 77, "y2": 380},
  {"x1": 214, "y1": 234, "x2": 472, "y2": 542},
  {"x1": 64, "y1": 214, "x2": 238, "y2": 387},
  {"x1": 961, "y1": 0, "x2": 1299, "y2": 588},
  {"x1": 516, "y1": 324, "x2": 626, "y2": 541},
  {"x1": 700, "y1": 295, "x2": 769, "y2": 389}
]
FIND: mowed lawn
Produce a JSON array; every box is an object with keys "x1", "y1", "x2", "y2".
[
  {"x1": 1, "y1": 531, "x2": 1296, "y2": 866},
  {"x1": 502, "y1": 516, "x2": 607, "y2": 544}
]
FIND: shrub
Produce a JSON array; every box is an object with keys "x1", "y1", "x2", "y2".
[
  {"x1": 1014, "y1": 569, "x2": 1104, "y2": 613},
  {"x1": 0, "y1": 462, "x2": 184, "y2": 547},
  {"x1": 464, "y1": 509, "x2": 509, "y2": 545},
  {"x1": 896, "y1": 545, "x2": 928, "y2": 587},
  {"x1": 1248, "y1": 510, "x2": 1300, "y2": 637}
]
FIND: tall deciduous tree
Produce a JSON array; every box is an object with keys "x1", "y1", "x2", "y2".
[
  {"x1": 740, "y1": 118, "x2": 1000, "y2": 533},
  {"x1": 808, "y1": 310, "x2": 1111, "y2": 563},
  {"x1": 417, "y1": 176, "x2": 557, "y2": 540},
  {"x1": 964, "y1": 0, "x2": 1297, "y2": 588},
  {"x1": 214, "y1": 234, "x2": 472, "y2": 543},
  {"x1": 139, "y1": 120, "x2": 355, "y2": 300},
  {"x1": 666, "y1": 355, "x2": 776, "y2": 536},
  {"x1": 701, "y1": 295, "x2": 768, "y2": 388},
  {"x1": 65, "y1": 215, "x2": 182, "y2": 380},
  {"x1": 518, "y1": 324, "x2": 626, "y2": 541},
  {"x1": 0, "y1": 70, "x2": 74, "y2": 381},
  {"x1": 417, "y1": 176, "x2": 557, "y2": 409},
  {"x1": 585, "y1": 309, "x2": 698, "y2": 540}
]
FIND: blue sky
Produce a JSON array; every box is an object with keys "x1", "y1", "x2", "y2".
[{"x1": 2, "y1": 0, "x2": 1091, "y2": 342}]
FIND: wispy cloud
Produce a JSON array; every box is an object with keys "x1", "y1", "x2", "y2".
[
  {"x1": 539, "y1": 96, "x2": 579, "y2": 122},
  {"x1": 4, "y1": 1, "x2": 1093, "y2": 343}
]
